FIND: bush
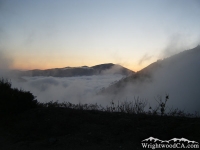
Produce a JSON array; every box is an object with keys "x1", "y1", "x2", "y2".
[{"x1": 0, "y1": 78, "x2": 38, "y2": 116}]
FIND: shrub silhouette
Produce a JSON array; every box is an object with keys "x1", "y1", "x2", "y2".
[{"x1": 0, "y1": 78, "x2": 38, "y2": 116}]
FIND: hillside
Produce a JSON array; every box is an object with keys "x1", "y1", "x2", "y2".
[
  {"x1": 1, "y1": 107, "x2": 200, "y2": 150},
  {"x1": 101, "y1": 46, "x2": 200, "y2": 112}
]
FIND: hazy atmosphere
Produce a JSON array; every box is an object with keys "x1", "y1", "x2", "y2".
[
  {"x1": 11, "y1": 74, "x2": 124, "y2": 104},
  {"x1": 1, "y1": 0, "x2": 200, "y2": 114}
]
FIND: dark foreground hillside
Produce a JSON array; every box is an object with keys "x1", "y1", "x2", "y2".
[{"x1": 0, "y1": 107, "x2": 200, "y2": 150}]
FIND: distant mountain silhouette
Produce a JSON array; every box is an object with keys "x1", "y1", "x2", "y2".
[{"x1": 17, "y1": 63, "x2": 134, "y2": 77}]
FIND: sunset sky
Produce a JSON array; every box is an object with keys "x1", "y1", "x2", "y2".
[{"x1": 1, "y1": 0, "x2": 200, "y2": 71}]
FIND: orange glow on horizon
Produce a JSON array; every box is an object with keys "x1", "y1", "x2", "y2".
[
  {"x1": 11, "y1": 53, "x2": 150, "y2": 72},
  {"x1": 11, "y1": 62, "x2": 144, "y2": 72}
]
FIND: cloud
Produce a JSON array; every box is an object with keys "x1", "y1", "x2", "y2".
[
  {"x1": 11, "y1": 74, "x2": 124, "y2": 105},
  {"x1": 106, "y1": 46, "x2": 200, "y2": 113},
  {"x1": 160, "y1": 33, "x2": 200, "y2": 58},
  {"x1": 138, "y1": 53, "x2": 152, "y2": 65}
]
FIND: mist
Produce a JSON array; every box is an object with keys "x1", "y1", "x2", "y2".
[
  {"x1": 106, "y1": 46, "x2": 200, "y2": 113},
  {"x1": 11, "y1": 74, "x2": 124, "y2": 106}
]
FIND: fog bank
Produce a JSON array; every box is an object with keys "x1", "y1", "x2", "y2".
[{"x1": 11, "y1": 75, "x2": 124, "y2": 105}]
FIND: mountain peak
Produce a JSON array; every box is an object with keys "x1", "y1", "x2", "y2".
[{"x1": 18, "y1": 63, "x2": 134, "y2": 77}]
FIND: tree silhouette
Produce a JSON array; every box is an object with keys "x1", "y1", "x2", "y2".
[{"x1": 0, "y1": 78, "x2": 38, "y2": 116}]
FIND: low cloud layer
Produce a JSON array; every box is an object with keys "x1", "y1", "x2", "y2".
[{"x1": 11, "y1": 75, "x2": 124, "y2": 106}]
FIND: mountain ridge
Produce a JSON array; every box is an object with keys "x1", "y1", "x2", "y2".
[{"x1": 15, "y1": 63, "x2": 134, "y2": 77}]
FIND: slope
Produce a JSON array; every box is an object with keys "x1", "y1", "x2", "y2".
[{"x1": 102, "y1": 45, "x2": 200, "y2": 113}]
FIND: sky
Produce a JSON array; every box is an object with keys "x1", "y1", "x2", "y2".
[{"x1": 1, "y1": 0, "x2": 200, "y2": 71}]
